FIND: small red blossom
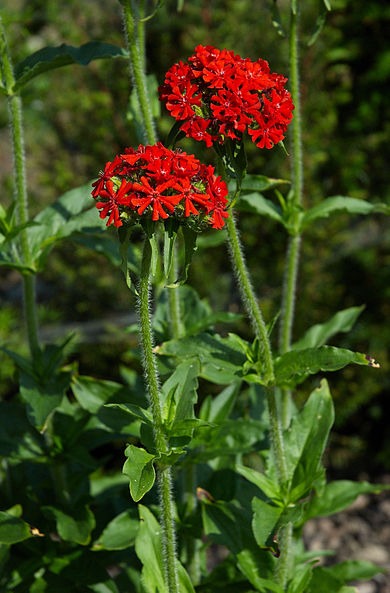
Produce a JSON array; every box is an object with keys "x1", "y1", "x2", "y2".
[
  {"x1": 159, "y1": 45, "x2": 294, "y2": 150},
  {"x1": 92, "y1": 143, "x2": 229, "y2": 230}
]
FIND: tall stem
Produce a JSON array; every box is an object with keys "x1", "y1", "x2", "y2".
[
  {"x1": 138, "y1": 238, "x2": 179, "y2": 593},
  {"x1": 0, "y1": 17, "x2": 40, "y2": 357},
  {"x1": 279, "y1": 1, "x2": 304, "y2": 357},
  {"x1": 121, "y1": 0, "x2": 157, "y2": 145},
  {"x1": 226, "y1": 213, "x2": 274, "y2": 384}
]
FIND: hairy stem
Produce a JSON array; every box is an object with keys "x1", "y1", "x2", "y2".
[
  {"x1": 121, "y1": 0, "x2": 157, "y2": 145},
  {"x1": 0, "y1": 17, "x2": 40, "y2": 357},
  {"x1": 226, "y1": 212, "x2": 274, "y2": 384},
  {"x1": 279, "y1": 1, "x2": 304, "y2": 357},
  {"x1": 138, "y1": 238, "x2": 180, "y2": 593}
]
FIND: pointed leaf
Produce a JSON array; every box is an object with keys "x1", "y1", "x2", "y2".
[
  {"x1": 252, "y1": 497, "x2": 283, "y2": 548},
  {"x1": 238, "y1": 174, "x2": 290, "y2": 193},
  {"x1": 274, "y1": 346, "x2": 379, "y2": 388},
  {"x1": 135, "y1": 505, "x2": 168, "y2": 593},
  {"x1": 123, "y1": 445, "x2": 156, "y2": 502},
  {"x1": 292, "y1": 306, "x2": 365, "y2": 350},
  {"x1": 161, "y1": 360, "x2": 199, "y2": 425},
  {"x1": 72, "y1": 375, "x2": 126, "y2": 414},
  {"x1": 302, "y1": 196, "x2": 389, "y2": 228},
  {"x1": 284, "y1": 380, "x2": 334, "y2": 498},
  {"x1": 235, "y1": 464, "x2": 281, "y2": 501},
  {"x1": 94, "y1": 510, "x2": 139, "y2": 550},
  {"x1": 14, "y1": 42, "x2": 128, "y2": 92},
  {"x1": 305, "y1": 480, "x2": 390, "y2": 521},
  {"x1": 237, "y1": 192, "x2": 284, "y2": 223},
  {"x1": 43, "y1": 504, "x2": 96, "y2": 545}
]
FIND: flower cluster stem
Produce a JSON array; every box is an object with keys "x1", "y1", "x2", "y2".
[
  {"x1": 225, "y1": 213, "x2": 274, "y2": 383},
  {"x1": 121, "y1": 0, "x2": 157, "y2": 145},
  {"x1": 279, "y1": 0, "x2": 304, "y2": 359},
  {"x1": 138, "y1": 238, "x2": 180, "y2": 593},
  {"x1": 0, "y1": 17, "x2": 40, "y2": 358}
]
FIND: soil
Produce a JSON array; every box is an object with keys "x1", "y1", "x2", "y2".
[{"x1": 304, "y1": 476, "x2": 390, "y2": 592}]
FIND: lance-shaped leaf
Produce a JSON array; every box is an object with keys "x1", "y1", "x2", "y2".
[
  {"x1": 42, "y1": 504, "x2": 96, "y2": 545},
  {"x1": 274, "y1": 346, "x2": 379, "y2": 388},
  {"x1": 93, "y1": 509, "x2": 139, "y2": 550},
  {"x1": 123, "y1": 445, "x2": 156, "y2": 502},
  {"x1": 292, "y1": 306, "x2": 365, "y2": 350},
  {"x1": 160, "y1": 360, "x2": 199, "y2": 426},
  {"x1": 135, "y1": 505, "x2": 167, "y2": 593},
  {"x1": 283, "y1": 379, "x2": 334, "y2": 500},
  {"x1": 303, "y1": 479, "x2": 390, "y2": 522},
  {"x1": 13, "y1": 42, "x2": 128, "y2": 92},
  {"x1": 236, "y1": 192, "x2": 284, "y2": 224},
  {"x1": 302, "y1": 196, "x2": 389, "y2": 229}
]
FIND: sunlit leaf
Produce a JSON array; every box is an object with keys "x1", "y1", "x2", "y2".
[
  {"x1": 13, "y1": 42, "x2": 128, "y2": 92},
  {"x1": 123, "y1": 445, "x2": 156, "y2": 502},
  {"x1": 292, "y1": 306, "x2": 365, "y2": 350},
  {"x1": 302, "y1": 196, "x2": 389, "y2": 228},
  {"x1": 274, "y1": 346, "x2": 378, "y2": 387},
  {"x1": 94, "y1": 509, "x2": 139, "y2": 550}
]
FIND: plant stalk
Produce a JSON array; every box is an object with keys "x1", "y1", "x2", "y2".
[
  {"x1": 0, "y1": 17, "x2": 40, "y2": 358},
  {"x1": 279, "y1": 0, "x2": 304, "y2": 357},
  {"x1": 138, "y1": 238, "x2": 180, "y2": 593},
  {"x1": 121, "y1": 0, "x2": 157, "y2": 145}
]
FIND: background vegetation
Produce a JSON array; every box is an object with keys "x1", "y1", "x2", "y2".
[{"x1": 0, "y1": 0, "x2": 389, "y2": 476}]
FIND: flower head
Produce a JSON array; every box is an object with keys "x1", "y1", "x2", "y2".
[
  {"x1": 92, "y1": 143, "x2": 229, "y2": 229},
  {"x1": 159, "y1": 45, "x2": 294, "y2": 150}
]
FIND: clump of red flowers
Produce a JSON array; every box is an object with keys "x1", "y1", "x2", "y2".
[
  {"x1": 159, "y1": 45, "x2": 294, "y2": 150},
  {"x1": 91, "y1": 143, "x2": 229, "y2": 229}
]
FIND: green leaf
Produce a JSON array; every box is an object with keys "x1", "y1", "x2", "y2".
[
  {"x1": 0, "y1": 401, "x2": 44, "y2": 460},
  {"x1": 252, "y1": 497, "x2": 283, "y2": 549},
  {"x1": 123, "y1": 445, "x2": 156, "y2": 502},
  {"x1": 43, "y1": 504, "x2": 95, "y2": 545},
  {"x1": 27, "y1": 183, "x2": 102, "y2": 268},
  {"x1": 235, "y1": 464, "x2": 281, "y2": 501},
  {"x1": 236, "y1": 549, "x2": 281, "y2": 592},
  {"x1": 274, "y1": 346, "x2": 378, "y2": 388},
  {"x1": 13, "y1": 42, "x2": 128, "y2": 92},
  {"x1": 328, "y1": 560, "x2": 385, "y2": 582},
  {"x1": 284, "y1": 380, "x2": 334, "y2": 499},
  {"x1": 135, "y1": 505, "x2": 168, "y2": 593},
  {"x1": 71, "y1": 375, "x2": 126, "y2": 414},
  {"x1": 236, "y1": 192, "x2": 284, "y2": 224},
  {"x1": 304, "y1": 479, "x2": 389, "y2": 521},
  {"x1": 161, "y1": 360, "x2": 199, "y2": 426},
  {"x1": 0, "y1": 510, "x2": 31, "y2": 544},
  {"x1": 292, "y1": 306, "x2": 365, "y2": 350},
  {"x1": 288, "y1": 563, "x2": 313, "y2": 593},
  {"x1": 105, "y1": 402, "x2": 153, "y2": 425},
  {"x1": 302, "y1": 196, "x2": 389, "y2": 228},
  {"x1": 232, "y1": 174, "x2": 290, "y2": 193},
  {"x1": 94, "y1": 510, "x2": 139, "y2": 550},
  {"x1": 157, "y1": 332, "x2": 247, "y2": 385},
  {"x1": 199, "y1": 382, "x2": 239, "y2": 423}
]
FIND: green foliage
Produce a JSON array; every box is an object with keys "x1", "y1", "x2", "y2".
[{"x1": 0, "y1": 1, "x2": 388, "y2": 592}]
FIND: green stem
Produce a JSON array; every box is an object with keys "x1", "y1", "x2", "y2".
[
  {"x1": 138, "y1": 238, "x2": 179, "y2": 593},
  {"x1": 121, "y1": 0, "x2": 157, "y2": 145},
  {"x1": 226, "y1": 212, "x2": 274, "y2": 384},
  {"x1": 1, "y1": 17, "x2": 40, "y2": 358},
  {"x1": 279, "y1": 1, "x2": 304, "y2": 357}
]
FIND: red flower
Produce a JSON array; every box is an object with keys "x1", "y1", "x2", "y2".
[
  {"x1": 159, "y1": 45, "x2": 294, "y2": 150},
  {"x1": 92, "y1": 143, "x2": 229, "y2": 230}
]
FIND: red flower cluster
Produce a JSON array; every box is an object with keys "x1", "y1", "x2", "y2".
[
  {"x1": 159, "y1": 45, "x2": 294, "y2": 150},
  {"x1": 92, "y1": 143, "x2": 229, "y2": 229}
]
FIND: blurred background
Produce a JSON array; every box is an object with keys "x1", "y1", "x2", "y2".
[{"x1": 0, "y1": 0, "x2": 389, "y2": 477}]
